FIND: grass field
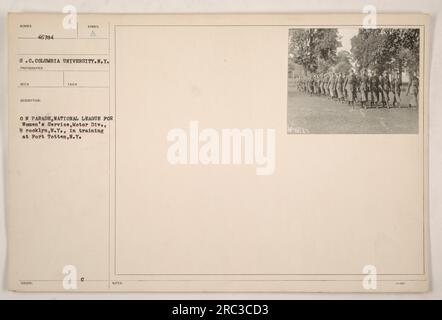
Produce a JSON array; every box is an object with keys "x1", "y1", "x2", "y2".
[{"x1": 287, "y1": 82, "x2": 419, "y2": 134}]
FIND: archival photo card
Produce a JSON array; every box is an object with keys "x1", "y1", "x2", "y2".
[
  {"x1": 8, "y1": 13, "x2": 429, "y2": 292},
  {"x1": 287, "y1": 28, "x2": 421, "y2": 134}
]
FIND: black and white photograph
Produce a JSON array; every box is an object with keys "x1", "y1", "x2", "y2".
[
  {"x1": 288, "y1": 28, "x2": 421, "y2": 134},
  {"x1": 2, "y1": 0, "x2": 442, "y2": 305}
]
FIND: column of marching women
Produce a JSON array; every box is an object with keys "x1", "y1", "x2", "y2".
[{"x1": 293, "y1": 69, "x2": 419, "y2": 110}]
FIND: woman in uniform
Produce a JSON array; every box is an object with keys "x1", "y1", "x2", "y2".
[
  {"x1": 308, "y1": 74, "x2": 314, "y2": 96},
  {"x1": 407, "y1": 72, "x2": 419, "y2": 108},
  {"x1": 378, "y1": 73, "x2": 385, "y2": 108},
  {"x1": 391, "y1": 72, "x2": 402, "y2": 108},
  {"x1": 344, "y1": 70, "x2": 357, "y2": 109},
  {"x1": 381, "y1": 71, "x2": 391, "y2": 108},
  {"x1": 329, "y1": 73, "x2": 335, "y2": 99},
  {"x1": 370, "y1": 70, "x2": 379, "y2": 108},
  {"x1": 336, "y1": 73, "x2": 344, "y2": 103},
  {"x1": 359, "y1": 69, "x2": 369, "y2": 109}
]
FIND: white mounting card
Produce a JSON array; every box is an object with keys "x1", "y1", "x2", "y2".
[{"x1": 8, "y1": 13, "x2": 430, "y2": 292}]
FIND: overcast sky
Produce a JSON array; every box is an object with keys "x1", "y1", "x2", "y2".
[{"x1": 337, "y1": 28, "x2": 359, "y2": 53}]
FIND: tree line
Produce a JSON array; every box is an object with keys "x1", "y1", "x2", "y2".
[{"x1": 288, "y1": 28, "x2": 420, "y2": 82}]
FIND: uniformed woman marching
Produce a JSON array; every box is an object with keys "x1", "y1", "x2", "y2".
[
  {"x1": 407, "y1": 72, "x2": 419, "y2": 108},
  {"x1": 359, "y1": 69, "x2": 369, "y2": 109},
  {"x1": 391, "y1": 72, "x2": 402, "y2": 108},
  {"x1": 344, "y1": 69, "x2": 357, "y2": 109}
]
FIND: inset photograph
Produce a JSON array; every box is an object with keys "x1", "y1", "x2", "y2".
[{"x1": 287, "y1": 28, "x2": 420, "y2": 134}]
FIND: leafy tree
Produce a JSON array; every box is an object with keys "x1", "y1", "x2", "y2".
[
  {"x1": 386, "y1": 28, "x2": 420, "y2": 75},
  {"x1": 289, "y1": 29, "x2": 342, "y2": 75},
  {"x1": 334, "y1": 51, "x2": 353, "y2": 74},
  {"x1": 317, "y1": 58, "x2": 331, "y2": 74},
  {"x1": 351, "y1": 28, "x2": 420, "y2": 80},
  {"x1": 351, "y1": 29, "x2": 387, "y2": 71}
]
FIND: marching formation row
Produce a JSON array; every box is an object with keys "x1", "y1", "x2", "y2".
[{"x1": 293, "y1": 69, "x2": 419, "y2": 109}]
